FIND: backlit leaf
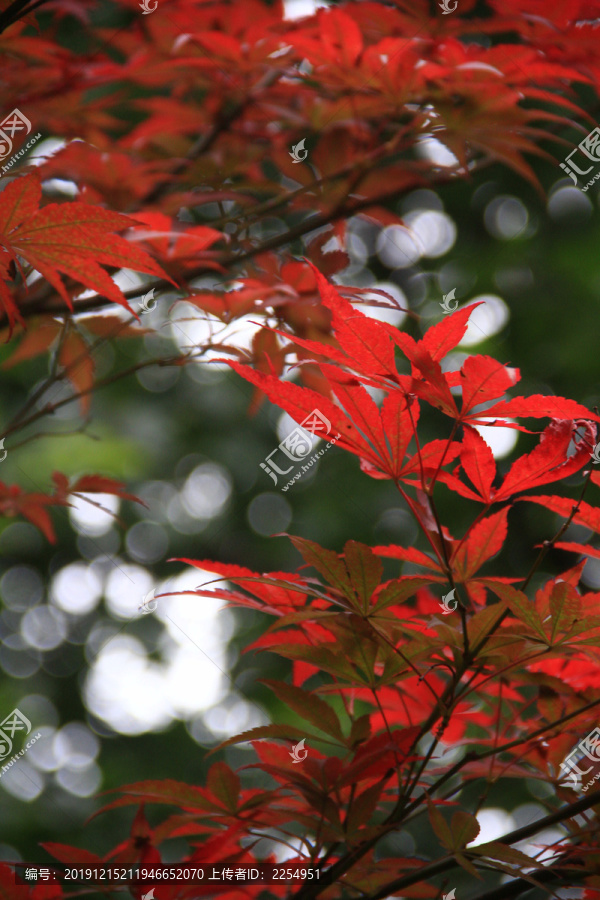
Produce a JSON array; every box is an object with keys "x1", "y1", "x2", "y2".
[
  {"x1": 206, "y1": 762, "x2": 240, "y2": 813},
  {"x1": 0, "y1": 174, "x2": 172, "y2": 333},
  {"x1": 452, "y1": 507, "x2": 509, "y2": 580},
  {"x1": 450, "y1": 811, "x2": 480, "y2": 849},
  {"x1": 478, "y1": 580, "x2": 547, "y2": 641},
  {"x1": 343, "y1": 540, "x2": 383, "y2": 612},
  {"x1": 262, "y1": 680, "x2": 345, "y2": 742}
]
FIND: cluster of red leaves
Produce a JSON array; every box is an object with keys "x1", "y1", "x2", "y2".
[
  {"x1": 0, "y1": 0, "x2": 598, "y2": 427},
  {"x1": 14, "y1": 271, "x2": 600, "y2": 899},
  {"x1": 1, "y1": 0, "x2": 599, "y2": 349},
  {"x1": 3, "y1": 0, "x2": 600, "y2": 896},
  {"x1": 0, "y1": 175, "x2": 175, "y2": 334},
  {"x1": 9, "y1": 0, "x2": 593, "y2": 198},
  {"x1": 0, "y1": 472, "x2": 143, "y2": 543}
]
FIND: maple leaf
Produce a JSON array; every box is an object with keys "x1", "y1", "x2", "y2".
[
  {"x1": 128, "y1": 211, "x2": 224, "y2": 277},
  {"x1": 477, "y1": 395, "x2": 600, "y2": 426},
  {"x1": 227, "y1": 272, "x2": 487, "y2": 480},
  {"x1": 337, "y1": 728, "x2": 421, "y2": 787},
  {"x1": 0, "y1": 316, "x2": 63, "y2": 366},
  {"x1": 459, "y1": 355, "x2": 520, "y2": 417},
  {"x1": 1, "y1": 315, "x2": 150, "y2": 415},
  {"x1": 52, "y1": 472, "x2": 145, "y2": 507},
  {"x1": 307, "y1": 262, "x2": 399, "y2": 382},
  {"x1": 451, "y1": 507, "x2": 510, "y2": 581},
  {"x1": 226, "y1": 361, "x2": 388, "y2": 474},
  {"x1": 371, "y1": 544, "x2": 445, "y2": 573},
  {"x1": 519, "y1": 494, "x2": 600, "y2": 534},
  {"x1": 493, "y1": 419, "x2": 596, "y2": 502},
  {"x1": 55, "y1": 330, "x2": 95, "y2": 417},
  {"x1": 0, "y1": 482, "x2": 66, "y2": 543},
  {"x1": 37, "y1": 142, "x2": 169, "y2": 208},
  {"x1": 7, "y1": 0, "x2": 600, "y2": 890},
  {"x1": 0, "y1": 174, "x2": 173, "y2": 334},
  {"x1": 384, "y1": 304, "x2": 486, "y2": 418},
  {"x1": 460, "y1": 425, "x2": 497, "y2": 503},
  {"x1": 0, "y1": 473, "x2": 144, "y2": 544}
]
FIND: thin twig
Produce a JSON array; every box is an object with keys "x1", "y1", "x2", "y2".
[
  {"x1": 364, "y1": 788, "x2": 600, "y2": 900},
  {"x1": 0, "y1": 0, "x2": 50, "y2": 31},
  {"x1": 6, "y1": 164, "x2": 486, "y2": 327}
]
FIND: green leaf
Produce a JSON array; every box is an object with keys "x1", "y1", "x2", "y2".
[
  {"x1": 206, "y1": 761, "x2": 240, "y2": 813},
  {"x1": 469, "y1": 841, "x2": 542, "y2": 868},
  {"x1": 264, "y1": 642, "x2": 369, "y2": 684},
  {"x1": 428, "y1": 800, "x2": 454, "y2": 850},
  {"x1": 450, "y1": 811, "x2": 480, "y2": 849},
  {"x1": 467, "y1": 601, "x2": 507, "y2": 651},
  {"x1": 343, "y1": 540, "x2": 383, "y2": 613},
  {"x1": 289, "y1": 535, "x2": 357, "y2": 603},
  {"x1": 371, "y1": 575, "x2": 443, "y2": 614},
  {"x1": 214, "y1": 723, "x2": 336, "y2": 751},
  {"x1": 344, "y1": 778, "x2": 387, "y2": 837},
  {"x1": 262, "y1": 679, "x2": 345, "y2": 742},
  {"x1": 548, "y1": 580, "x2": 580, "y2": 643},
  {"x1": 478, "y1": 580, "x2": 547, "y2": 642}
]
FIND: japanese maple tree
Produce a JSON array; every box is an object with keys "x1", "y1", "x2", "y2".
[{"x1": 1, "y1": 0, "x2": 600, "y2": 897}]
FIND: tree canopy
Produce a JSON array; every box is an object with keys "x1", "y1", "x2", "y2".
[{"x1": 2, "y1": 0, "x2": 600, "y2": 898}]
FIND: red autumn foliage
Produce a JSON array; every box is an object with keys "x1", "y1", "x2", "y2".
[{"x1": 2, "y1": 0, "x2": 600, "y2": 898}]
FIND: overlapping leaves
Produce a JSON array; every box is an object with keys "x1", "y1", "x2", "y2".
[{"x1": 0, "y1": 175, "x2": 171, "y2": 333}]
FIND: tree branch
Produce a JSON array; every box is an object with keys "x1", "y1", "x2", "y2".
[
  {"x1": 5, "y1": 164, "x2": 477, "y2": 328},
  {"x1": 293, "y1": 694, "x2": 600, "y2": 900},
  {"x1": 0, "y1": 0, "x2": 50, "y2": 31},
  {"x1": 0, "y1": 349, "x2": 200, "y2": 442},
  {"x1": 137, "y1": 67, "x2": 283, "y2": 208},
  {"x1": 362, "y1": 789, "x2": 600, "y2": 900},
  {"x1": 467, "y1": 864, "x2": 574, "y2": 900}
]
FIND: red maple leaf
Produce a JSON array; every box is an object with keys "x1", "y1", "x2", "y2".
[{"x1": 0, "y1": 174, "x2": 173, "y2": 334}]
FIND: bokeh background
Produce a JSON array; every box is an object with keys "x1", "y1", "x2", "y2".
[{"x1": 1, "y1": 0, "x2": 600, "y2": 882}]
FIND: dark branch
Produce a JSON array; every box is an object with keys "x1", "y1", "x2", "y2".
[
  {"x1": 363, "y1": 789, "x2": 600, "y2": 900},
  {"x1": 0, "y1": 0, "x2": 50, "y2": 32}
]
